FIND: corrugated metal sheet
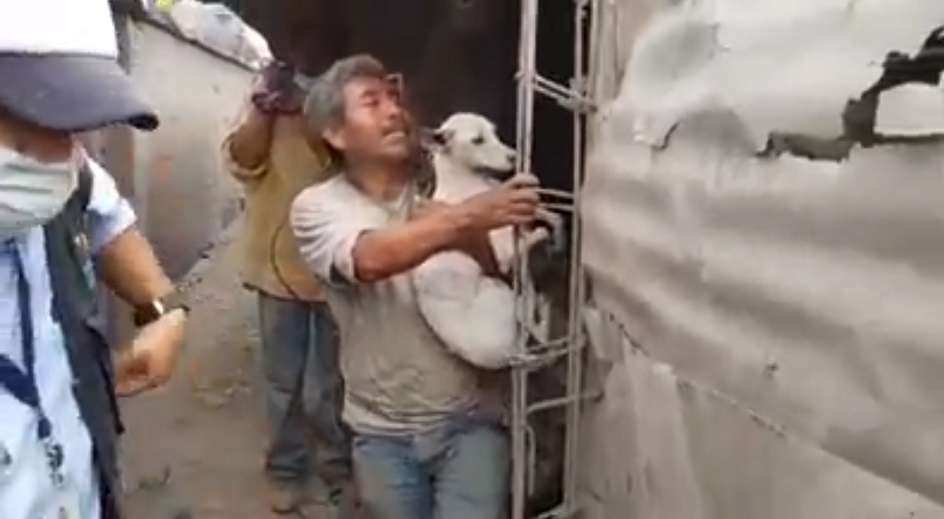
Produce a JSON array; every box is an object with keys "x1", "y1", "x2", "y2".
[{"x1": 580, "y1": 0, "x2": 944, "y2": 516}]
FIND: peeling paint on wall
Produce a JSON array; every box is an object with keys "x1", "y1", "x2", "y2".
[
  {"x1": 579, "y1": 0, "x2": 944, "y2": 516},
  {"x1": 619, "y1": 0, "x2": 944, "y2": 149}
]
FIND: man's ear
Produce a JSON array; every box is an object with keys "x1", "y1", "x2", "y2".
[
  {"x1": 419, "y1": 128, "x2": 450, "y2": 151},
  {"x1": 322, "y1": 127, "x2": 346, "y2": 152}
]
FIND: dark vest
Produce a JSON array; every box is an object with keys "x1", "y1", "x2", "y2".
[{"x1": 43, "y1": 165, "x2": 124, "y2": 519}]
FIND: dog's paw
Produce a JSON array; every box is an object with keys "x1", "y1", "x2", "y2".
[
  {"x1": 530, "y1": 227, "x2": 551, "y2": 243},
  {"x1": 537, "y1": 210, "x2": 566, "y2": 255}
]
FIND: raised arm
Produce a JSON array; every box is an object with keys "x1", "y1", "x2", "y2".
[
  {"x1": 224, "y1": 61, "x2": 303, "y2": 181},
  {"x1": 223, "y1": 106, "x2": 276, "y2": 179},
  {"x1": 291, "y1": 175, "x2": 541, "y2": 285}
]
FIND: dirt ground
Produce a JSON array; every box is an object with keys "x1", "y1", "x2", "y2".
[{"x1": 118, "y1": 223, "x2": 308, "y2": 519}]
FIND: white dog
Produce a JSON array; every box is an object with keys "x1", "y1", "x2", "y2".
[{"x1": 412, "y1": 112, "x2": 562, "y2": 369}]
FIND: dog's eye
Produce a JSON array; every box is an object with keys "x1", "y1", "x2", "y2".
[{"x1": 471, "y1": 135, "x2": 485, "y2": 145}]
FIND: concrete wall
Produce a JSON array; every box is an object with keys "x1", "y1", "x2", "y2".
[
  {"x1": 578, "y1": 1, "x2": 944, "y2": 517},
  {"x1": 112, "y1": 16, "x2": 251, "y2": 280}
]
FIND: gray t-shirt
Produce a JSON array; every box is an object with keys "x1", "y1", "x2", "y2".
[{"x1": 290, "y1": 174, "x2": 499, "y2": 432}]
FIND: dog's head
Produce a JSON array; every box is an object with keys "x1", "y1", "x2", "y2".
[{"x1": 422, "y1": 112, "x2": 517, "y2": 180}]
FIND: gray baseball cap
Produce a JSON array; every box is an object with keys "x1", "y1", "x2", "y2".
[
  {"x1": 0, "y1": 0, "x2": 159, "y2": 132},
  {"x1": 0, "y1": 53, "x2": 158, "y2": 132}
]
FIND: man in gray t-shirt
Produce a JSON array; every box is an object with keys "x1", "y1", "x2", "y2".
[{"x1": 290, "y1": 54, "x2": 541, "y2": 519}]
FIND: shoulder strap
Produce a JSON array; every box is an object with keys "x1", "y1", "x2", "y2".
[
  {"x1": 44, "y1": 161, "x2": 97, "y2": 325},
  {"x1": 44, "y1": 161, "x2": 124, "y2": 518},
  {"x1": 76, "y1": 161, "x2": 93, "y2": 213}
]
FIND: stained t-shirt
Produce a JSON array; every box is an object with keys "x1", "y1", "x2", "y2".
[{"x1": 290, "y1": 174, "x2": 501, "y2": 432}]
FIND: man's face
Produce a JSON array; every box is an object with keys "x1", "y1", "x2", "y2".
[
  {"x1": 324, "y1": 75, "x2": 413, "y2": 164},
  {"x1": 0, "y1": 113, "x2": 73, "y2": 163}
]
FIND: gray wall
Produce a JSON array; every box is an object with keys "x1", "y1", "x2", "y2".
[
  {"x1": 111, "y1": 16, "x2": 251, "y2": 280},
  {"x1": 577, "y1": 0, "x2": 944, "y2": 517}
]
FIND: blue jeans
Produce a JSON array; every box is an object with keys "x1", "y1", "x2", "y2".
[
  {"x1": 257, "y1": 293, "x2": 351, "y2": 493},
  {"x1": 353, "y1": 418, "x2": 510, "y2": 519}
]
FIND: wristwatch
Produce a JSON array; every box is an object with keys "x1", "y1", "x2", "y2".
[{"x1": 132, "y1": 291, "x2": 189, "y2": 328}]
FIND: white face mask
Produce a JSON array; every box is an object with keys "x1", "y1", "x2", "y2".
[{"x1": 0, "y1": 146, "x2": 78, "y2": 239}]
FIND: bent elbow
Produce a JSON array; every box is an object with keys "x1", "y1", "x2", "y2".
[
  {"x1": 351, "y1": 243, "x2": 401, "y2": 283},
  {"x1": 223, "y1": 136, "x2": 269, "y2": 181},
  {"x1": 352, "y1": 256, "x2": 388, "y2": 283}
]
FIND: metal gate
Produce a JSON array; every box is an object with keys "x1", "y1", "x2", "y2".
[{"x1": 511, "y1": 0, "x2": 597, "y2": 517}]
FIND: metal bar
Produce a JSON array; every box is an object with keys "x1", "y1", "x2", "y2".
[
  {"x1": 587, "y1": 0, "x2": 603, "y2": 118},
  {"x1": 529, "y1": 344, "x2": 571, "y2": 359},
  {"x1": 535, "y1": 503, "x2": 581, "y2": 519},
  {"x1": 513, "y1": 0, "x2": 599, "y2": 516},
  {"x1": 510, "y1": 344, "x2": 571, "y2": 370},
  {"x1": 532, "y1": 73, "x2": 596, "y2": 112},
  {"x1": 515, "y1": 0, "x2": 538, "y2": 173},
  {"x1": 519, "y1": 315, "x2": 567, "y2": 345},
  {"x1": 526, "y1": 424, "x2": 538, "y2": 496},
  {"x1": 542, "y1": 202, "x2": 575, "y2": 213},
  {"x1": 511, "y1": 364, "x2": 530, "y2": 519},
  {"x1": 526, "y1": 390, "x2": 601, "y2": 415},
  {"x1": 536, "y1": 187, "x2": 576, "y2": 200},
  {"x1": 533, "y1": 74, "x2": 575, "y2": 98},
  {"x1": 512, "y1": 0, "x2": 540, "y2": 515},
  {"x1": 561, "y1": 0, "x2": 591, "y2": 514}
]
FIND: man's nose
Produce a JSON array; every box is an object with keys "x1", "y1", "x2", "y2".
[{"x1": 382, "y1": 96, "x2": 404, "y2": 117}]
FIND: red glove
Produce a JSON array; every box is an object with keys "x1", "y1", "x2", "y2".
[{"x1": 251, "y1": 60, "x2": 303, "y2": 116}]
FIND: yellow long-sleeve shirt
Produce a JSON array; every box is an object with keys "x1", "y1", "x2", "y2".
[{"x1": 222, "y1": 115, "x2": 333, "y2": 302}]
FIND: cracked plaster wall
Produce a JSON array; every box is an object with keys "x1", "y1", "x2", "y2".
[{"x1": 578, "y1": 1, "x2": 944, "y2": 516}]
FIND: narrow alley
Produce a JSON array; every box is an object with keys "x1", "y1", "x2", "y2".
[{"x1": 117, "y1": 222, "x2": 308, "y2": 519}]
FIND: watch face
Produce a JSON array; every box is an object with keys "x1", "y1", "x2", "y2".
[
  {"x1": 134, "y1": 292, "x2": 187, "y2": 327},
  {"x1": 135, "y1": 301, "x2": 164, "y2": 327}
]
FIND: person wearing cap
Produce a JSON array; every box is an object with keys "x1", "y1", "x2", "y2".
[
  {"x1": 0, "y1": 0, "x2": 188, "y2": 518},
  {"x1": 222, "y1": 60, "x2": 353, "y2": 516}
]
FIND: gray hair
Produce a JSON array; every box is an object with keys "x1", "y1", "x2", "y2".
[{"x1": 304, "y1": 54, "x2": 387, "y2": 131}]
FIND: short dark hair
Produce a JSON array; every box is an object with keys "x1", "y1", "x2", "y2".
[{"x1": 303, "y1": 54, "x2": 387, "y2": 131}]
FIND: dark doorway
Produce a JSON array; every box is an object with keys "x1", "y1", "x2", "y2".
[{"x1": 234, "y1": 0, "x2": 578, "y2": 191}]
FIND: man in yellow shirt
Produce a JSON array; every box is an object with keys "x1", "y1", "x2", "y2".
[{"x1": 222, "y1": 60, "x2": 352, "y2": 517}]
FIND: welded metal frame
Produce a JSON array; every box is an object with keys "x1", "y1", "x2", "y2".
[{"x1": 510, "y1": 0, "x2": 597, "y2": 517}]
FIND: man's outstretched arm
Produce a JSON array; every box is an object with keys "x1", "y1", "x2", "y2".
[
  {"x1": 290, "y1": 176, "x2": 541, "y2": 285},
  {"x1": 86, "y1": 159, "x2": 186, "y2": 396}
]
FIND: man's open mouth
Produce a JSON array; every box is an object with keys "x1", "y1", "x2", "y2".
[{"x1": 383, "y1": 128, "x2": 409, "y2": 142}]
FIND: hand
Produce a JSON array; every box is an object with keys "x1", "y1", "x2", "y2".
[
  {"x1": 250, "y1": 61, "x2": 302, "y2": 116},
  {"x1": 113, "y1": 309, "x2": 187, "y2": 397},
  {"x1": 458, "y1": 173, "x2": 541, "y2": 232}
]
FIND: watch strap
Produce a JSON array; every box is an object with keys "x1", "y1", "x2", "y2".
[{"x1": 132, "y1": 290, "x2": 189, "y2": 327}]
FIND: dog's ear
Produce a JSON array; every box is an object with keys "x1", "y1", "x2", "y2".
[{"x1": 420, "y1": 128, "x2": 450, "y2": 150}]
